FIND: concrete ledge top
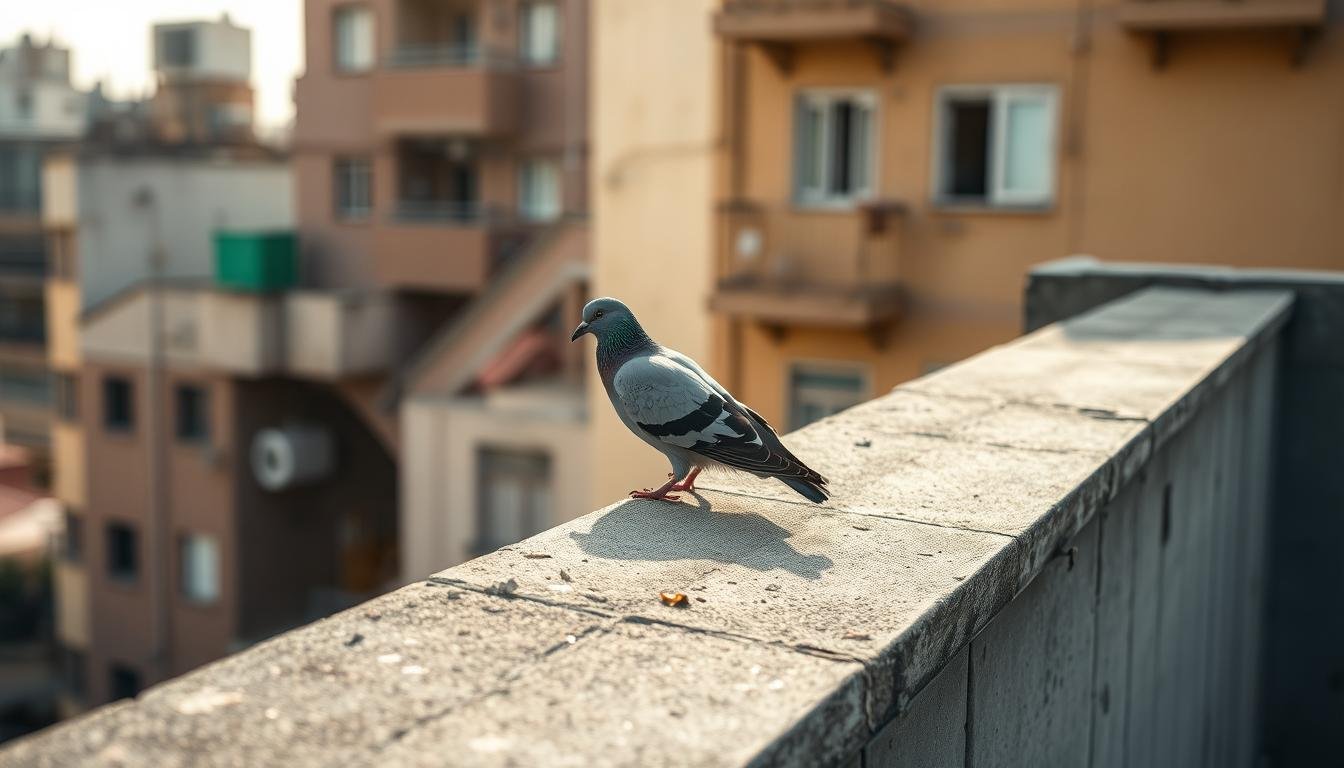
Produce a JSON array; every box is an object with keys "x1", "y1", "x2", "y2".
[{"x1": 1, "y1": 287, "x2": 1293, "y2": 768}]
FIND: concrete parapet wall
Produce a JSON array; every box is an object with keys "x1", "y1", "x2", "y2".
[{"x1": 0, "y1": 286, "x2": 1290, "y2": 767}]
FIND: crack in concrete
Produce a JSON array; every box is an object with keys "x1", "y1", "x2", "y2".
[
  {"x1": 371, "y1": 622, "x2": 620, "y2": 754},
  {"x1": 697, "y1": 486, "x2": 1017, "y2": 540}
]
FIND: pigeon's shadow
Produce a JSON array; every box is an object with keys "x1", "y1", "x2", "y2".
[{"x1": 569, "y1": 494, "x2": 833, "y2": 580}]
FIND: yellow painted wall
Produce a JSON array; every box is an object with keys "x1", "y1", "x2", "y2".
[
  {"x1": 51, "y1": 422, "x2": 85, "y2": 508},
  {"x1": 589, "y1": 0, "x2": 720, "y2": 505},
  {"x1": 45, "y1": 279, "x2": 81, "y2": 371},
  {"x1": 716, "y1": 2, "x2": 1344, "y2": 427}
]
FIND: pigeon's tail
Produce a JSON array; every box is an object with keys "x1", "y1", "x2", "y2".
[{"x1": 780, "y1": 476, "x2": 829, "y2": 504}]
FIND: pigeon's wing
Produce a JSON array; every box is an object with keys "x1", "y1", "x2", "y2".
[
  {"x1": 659, "y1": 347, "x2": 778, "y2": 432},
  {"x1": 614, "y1": 354, "x2": 821, "y2": 483}
]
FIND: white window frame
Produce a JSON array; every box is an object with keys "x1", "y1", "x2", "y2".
[
  {"x1": 932, "y1": 84, "x2": 1059, "y2": 209},
  {"x1": 519, "y1": 1, "x2": 560, "y2": 67},
  {"x1": 334, "y1": 5, "x2": 376, "y2": 74},
  {"x1": 793, "y1": 89, "x2": 879, "y2": 209},
  {"x1": 786, "y1": 361, "x2": 872, "y2": 431},
  {"x1": 334, "y1": 156, "x2": 372, "y2": 220},
  {"x1": 518, "y1": 156, "x2": 561, "y2": 222},
  {"x1": 180, "y1": 534, "x2": 220, "y2": 604}
]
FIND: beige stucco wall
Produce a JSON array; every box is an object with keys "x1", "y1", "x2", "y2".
[
  {"x1": 400, "y1": 394, "x2": 590, "y2": 581},
  {"x1": 45, "y1": 280, "x2": 81, "y2": 371},
  {"x1": 588, "y1": 0, "x2": 719, "y2": 506},
  {"x1": 50, "y1": 422, "x2": 84, "y2": 508},
  {"x1": 53, "y1": 560, "x2": 89, "y2": 649}
]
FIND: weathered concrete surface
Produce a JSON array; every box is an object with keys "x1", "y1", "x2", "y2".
[
  {"x1": 1088, "y1": 479, "x2": 1140, "y2": 768},
  {"x1": 1027, "y1": 259, "x2": 1333, "y2": 766},
  {"x1": 969, "y1": 517, "x2": 1099, "y2": 768},
  {"x1": 0, "y1": 286, "x2": 1290, "y2": 767},
  {"x1": 865, "y1": 647, "x2": 967, "y2": 768},
  {"x1": 439, "y1": 491, "x2": 1019, "y2": 724}
]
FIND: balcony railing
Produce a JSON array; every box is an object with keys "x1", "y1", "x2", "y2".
[
  {"x1": 711, "y1": 199, "x2": 905, "y2": 329},
  {"x1": 372, "y1": 203, "x2": 529, "y2": 292},
  {"x1": 372, "y1": 53, "x2": 519, "y2": 135},
  {"x1": 4, "y1": 268, "x2": 1317, "y2": 765},
  {"x1": 391, "y1": 199, "x2": 492, "y2": 225},
  {"x1": 386, "y1": 42, "x2": 481, "y2": 69}
]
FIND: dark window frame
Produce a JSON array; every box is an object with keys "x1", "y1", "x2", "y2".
[
  {"x1": 108, "y1": 663, "x2": 141, "y2": 701},
  {"x1": 174, "y1": 383, "x2": 210, "y2": 444},
  {"x1": 106, "y1": 521, "x2": 139, "y2": 583},
  {"x1": 102, "y1": 376, "x2": 134, "y2": 433}
]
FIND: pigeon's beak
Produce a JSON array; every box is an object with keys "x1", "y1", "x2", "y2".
[{"x1": 570, "y1": 322, "x2": 591, "y2": 342}]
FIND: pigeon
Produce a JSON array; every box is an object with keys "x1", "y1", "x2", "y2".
[{"x1": 571, "y1": 297, "x2": 829, "y2": 504}]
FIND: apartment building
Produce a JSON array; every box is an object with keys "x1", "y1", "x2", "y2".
[
  {"x1": 0, "y1": 34, "x2": 87, "y2": 481},
  {"x1": 292, "y1": 0, "x2": 592, "y2": 578},
  {"x1": 701, "y1": 0, "x2": 1344, "y2": 429},
  {"x1": 40, "y1": 18, "x2": 398, "y2": 709}
]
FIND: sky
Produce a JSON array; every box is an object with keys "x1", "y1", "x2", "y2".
[{"x1": 1, "y1": 0, "x2": 304, "y2": 130}]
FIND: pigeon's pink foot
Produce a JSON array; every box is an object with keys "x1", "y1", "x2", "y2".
[
  {"x1": 670, "y1": 467, "x2": 702, "y2": 493},
  {"x1": 630, "y1": 478, "x2": 681, "y2": 502}
]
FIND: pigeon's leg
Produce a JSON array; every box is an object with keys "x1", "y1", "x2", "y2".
[
  {"x1": 630, "y1": 477, "x2": 681, "y2": 502},
  {"x1": 670, "y1": 467, "x2": 701, "y2": 493}
]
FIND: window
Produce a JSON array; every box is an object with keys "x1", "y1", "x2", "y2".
[
  {"x1": 160, "y1": 28, "x2": 196, "y2": 68},
  {"x1": 334, "y1": 6, "x2": 375, "y2": 73},
  {"x1": 16, "y1": 88, "x2": 32, "y2": 118},
  {"x1": 0, "y1": 367, "x2": 50, "y2": 405},
  {"x1": 175, "y1": 384, "x2": 210, "y2": 443},
  {"x1": 935, "y1": 85, "x2": 1058, "y2": 207},
  {"x1": 55, "y1": 372, "x2": 78, "y2": 422},
  {"x1": 334, "y1": 156, "x2": 372, "y2": 220},
  {"x1": 108, "y1": 663, "x2": 141, "y2": 701},
  {"x1": 180, "y1": 534, "x2": 220, "y2": 604},
  {"x1": 106, "y1": 522, "x2": 138, "y2": 582},
  {"x1": 520, "y1": 2, "x2": 559, "y2": 66},
  {"x1": 63, "y1": 510, "x2": 83, "y2": 563},
  {"x1": 788, "y1": 364, "x2": 867, "y2": 431},
  {"x1": 794, "y1": 91, "x2": 876, "y2": 206},
  {"x1": 475, "y1": 448, "x2": 551, "y2": 554},
  {"x1": 518, "y1": 158, "x2": 561, "y2": 221},
  {"x1": 0, "y1": 145, "x2": 42, "y2": 212},
  {"x1": 103, "y1": 376, "x2": 133, "y2": 432}
]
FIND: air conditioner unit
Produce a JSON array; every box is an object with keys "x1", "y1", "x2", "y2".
[{"x1": 250, "y1": 426, "x2": 334, "y2": 491}]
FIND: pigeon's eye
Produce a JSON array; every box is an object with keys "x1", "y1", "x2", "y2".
[{"x1": 593, "y1": 310, "x2": 604, "y2": 319}]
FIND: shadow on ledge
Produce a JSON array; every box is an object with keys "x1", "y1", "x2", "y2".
[{"x1": 569, "y1": 495, "x2": 833, "y2": 580}]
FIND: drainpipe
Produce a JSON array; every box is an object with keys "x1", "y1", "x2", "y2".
[
  {"x1": 134, "y1": 187, "x2": 172, "y2": 686},
  {"x1": 725, "y1": 41, "x2": 748, "y2": 393}
]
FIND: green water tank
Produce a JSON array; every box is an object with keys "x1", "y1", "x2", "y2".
[{"x1": 214, "y1": 231, "x2": 297, "y2": 292}]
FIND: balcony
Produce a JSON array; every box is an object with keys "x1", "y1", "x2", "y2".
[
  {"x1": 373, "y1": 47, "x2": 517, "y2": 136},
  {"x1": 710, "y1": 200, "x2": 905, "y2": 333},
  {"x1": 371, "y1": 203, "x2": 506, "y2": 293},
  {"x1": 714, "y1": 0, "x2": 913, "y2": 71},
  {"x1": 80, "y1": 283, "x2": 395, "y2": 379},
  {"x1": 8, "y1": 265, "x2": 1329, "y2": 764},
  {"x1": 1119, "y1": 0, "x2": 1325, "y2": 30},
  {"x1": 1118, "y1": 0, "x2": 1327, "y2": 66}
]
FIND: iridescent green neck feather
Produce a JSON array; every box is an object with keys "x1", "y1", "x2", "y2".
[{"x1": 596, "y1": 315, "x2": 654, "y2": 375}]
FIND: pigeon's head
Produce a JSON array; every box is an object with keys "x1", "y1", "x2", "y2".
[{"x1": 571, "y1": 297, "x2": 634, "y2": 343}]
